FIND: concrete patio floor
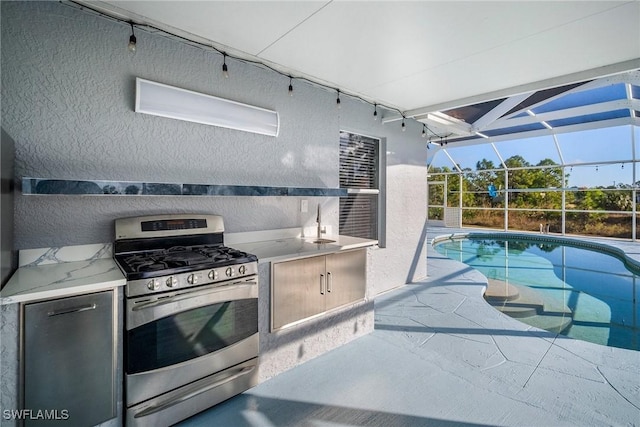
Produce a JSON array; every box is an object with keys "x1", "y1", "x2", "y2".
[{"x1": 179, "y1": 227, "x2": 640, "y2": 427}]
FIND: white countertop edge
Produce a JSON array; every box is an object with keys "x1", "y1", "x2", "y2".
[
  {"x1": 234, "y1": 235, "x2": 378, "y2": 264},
  {"x1": 1, "y1": 258, "x2": 126, "y2": 305},
  {"x1": 1, "y1": 278, "x2": 125, "y2": 305}
]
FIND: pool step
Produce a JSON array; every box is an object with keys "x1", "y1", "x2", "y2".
[
  {"x1": 484, "y1": 279, "x2": 520, "y2": 301},
  {"x1": 486, "y1": 280, "x2": 543, "y2": 317},
  {"x1": 524, "y1": 312, "x2": 573, "y2": 334},
  {"x1": 485, "y1": 280, "x2": 573, "y2": 333}
]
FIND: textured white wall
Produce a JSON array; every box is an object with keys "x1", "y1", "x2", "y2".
[{"x1": 2, "y1": 1, "x2": 427, "y2": 291}]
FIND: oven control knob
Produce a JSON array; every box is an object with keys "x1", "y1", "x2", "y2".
[
  {"x1": 225, "y1": 267, "x2": 235, "y2": 277},
  {"x1": 187, "y1": 274, "x2": 198, "y2": 285},
  {"x1": 208, "y1": 270, "x2": 218, "y2": 280},
  {"x1": 238, "y1": 265, "x2": 246, "y2": 275},
  {"x1": 147, "y1": 279, "x2": 160, "y2": 291},
  {"x1": 166, "y1": 276, "x2": 178, "y2": 288}
]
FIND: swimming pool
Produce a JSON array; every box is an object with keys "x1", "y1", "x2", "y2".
[{"x1": 434, "y1": 234, "x2": 639, "y2": 351}]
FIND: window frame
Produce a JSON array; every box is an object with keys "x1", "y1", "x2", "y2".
[{"x1": 338, "y1": 130, "x2": 385, "y2": 247}]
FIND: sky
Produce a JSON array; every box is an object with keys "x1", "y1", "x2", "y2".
[{"x1": 427, "y1": 125, "x2": 638, "y2": 188}]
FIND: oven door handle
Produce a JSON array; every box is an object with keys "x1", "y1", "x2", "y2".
[
  {"x1": 128, "y1": 281, "x2": 257, "y2": 329},
  {"x1": 133, "y1": 365, "x2": 256, "y2": 419},
  {"x1": 132, "y1": 281, "x2": 257, "y2": 312}
]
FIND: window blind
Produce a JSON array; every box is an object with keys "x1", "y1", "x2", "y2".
[{"x1": 339, "y1": 132, "x2": 379, "y2": 239}]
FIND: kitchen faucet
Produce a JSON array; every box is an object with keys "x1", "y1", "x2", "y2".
[{"x1": 316, "y1": 203, "x2": 322, "y2": 240}]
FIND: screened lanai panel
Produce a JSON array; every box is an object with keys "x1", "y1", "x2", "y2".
[
  {"x1": 531, "y1": 84, "x2": 628, "y2": 114},
  {"x1": 557, "y1": 126, "x2": 633, "y2": 164},
  {"x1": 548, "y1": 109, "x2": 630, "y2": 128},
  {"x1": 570, "y1": 189, "x2": 633, "y2": 212},
  {"x1": 509, "y1": 211, "x2": 561, "y2": 234},
  {"x1": 428, "y1": 150, "x2": 457, "y2": 171},
  {"x1": 462, "y1": 170, "x2": 505, "y2": 208},
  {"x1": 462, "y1": 210, "x2": 504, "y2": 229},
  {"x1": 503, "y1": 82, "x2": 588, "y2": 117},
  {"x1": 565, "y1": 213, "x2": 632, "y2": 239},
  {"x1": 507, "y1": 167, "x2": 563, "y2": 208},
  {"x1": 443, "y1": 99, "x2": 505, "y2": 124},
  {"x1": 565, "y1": 163, "x2": 632, "y2": 188},
  {"x1": 441, "y1": 144, "x2": 502, "y2": 171},
  {"x1": 494, "y1": 135, "x2": 561, "y2": 166},
  {"x1": 635, "y1": 126, "x2": 640, "y2": 167},
  {"x1": 483, "y1": 123, "x2": 546, "y2": 137}
]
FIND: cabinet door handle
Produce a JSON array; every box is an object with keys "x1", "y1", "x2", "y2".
[
  {"x1": 320, "y1": 274, "x2": 325, "y2": 295},
  {"x1": 327, "y1": 272, "x2": 332, "y2": 293},
  {"x1": 47, "y1": 303, "x2": 96, "y2": 317}
]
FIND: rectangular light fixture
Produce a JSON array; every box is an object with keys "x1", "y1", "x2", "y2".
[{"x1": 135, "y1": 78, "x2": 279, "y2": 137}]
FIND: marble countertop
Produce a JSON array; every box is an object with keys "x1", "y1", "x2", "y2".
[
  {"x1": 0, "y1": 233, "x2": 375, "y2": 304},
  {"x1": 232, "y1": 235, "x2": 378, "y2": 263},
  {"x1": 0, "y1": 258, "x2": 126, "y2": 305}
]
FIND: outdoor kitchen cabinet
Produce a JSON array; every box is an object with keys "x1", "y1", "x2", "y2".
[
  {"x1": 271, "y1": 248, "x2": 366, "y2": 330},
  {"x1": 22, "y1": 290, "x2": 116, "y2": 427},
  {"x1": 324, "y1": 250, "x2": 366, "y2": 311}
]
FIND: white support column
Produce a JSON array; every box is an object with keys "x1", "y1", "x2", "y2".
[
  {"x1": 554, "y1": 133, "x2": 566, "y2": 235},
  {"x1": 631, "y1": 124, "x2": 636, "y2": 241},
  {"x1": 444, "y1": 175, "x2": 448, "y2": 217},
  {"x1": 504, "y1": 170, "x2": 509, "y2": 231},
  {"x1": 561, "y1": 166, "x2": 566, "y2": 235},
  {"x1": 459, "y1": 174, "x2": 463, "y2": 228}
]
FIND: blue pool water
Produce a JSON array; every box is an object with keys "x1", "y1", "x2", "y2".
[{"x1": 434, "y1": 235, "x2": 639, "y2": 351}]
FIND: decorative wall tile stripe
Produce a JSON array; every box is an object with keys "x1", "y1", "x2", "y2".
[{"x1": 22, "y1": 178, "x2": 347, "y2": 197}]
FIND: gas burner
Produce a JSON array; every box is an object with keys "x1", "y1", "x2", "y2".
[
  {"x1": 136, "y1": 261, "x2": 169, "y2": 272},
  {"x1": 115, "y1": 245, "x2": 257, "y2": 279},
  {"x1": 119, "y1": 254, "x2": 166, "y2": 273},
  {"x1": 114, "y1": 214, "x2": 258, "y2": 295},
  {"x1": 195, "y1": 246, "x2": 248, "y2": 261},
  {"x1": 162, "y1": 250, "x2": 210, "y2": 265}
]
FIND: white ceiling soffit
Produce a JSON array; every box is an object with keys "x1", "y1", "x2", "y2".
[{"x1": 78, "y1": 1, "x2": 640, "y2": 116}]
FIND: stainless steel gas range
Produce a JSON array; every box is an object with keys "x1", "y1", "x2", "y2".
[{"x1": 113, "y1": 214, "x2": 259, "y2": 427}]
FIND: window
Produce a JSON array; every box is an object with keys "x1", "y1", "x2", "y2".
[{"x1": 339, "y1": 131, "x2": 381, "y2": 241}]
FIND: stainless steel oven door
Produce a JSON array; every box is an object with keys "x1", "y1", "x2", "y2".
[{"x1": 125, "y1": 277, "x2": 258, "y2": 407}]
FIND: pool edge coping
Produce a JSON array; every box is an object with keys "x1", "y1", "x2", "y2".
[{"x1": 431, "y1": 231, "x2": 640, "y2": 274}]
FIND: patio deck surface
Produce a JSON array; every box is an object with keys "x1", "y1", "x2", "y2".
[{"x1": 178, "y1": 227, "x2": 640, "y2": 427}]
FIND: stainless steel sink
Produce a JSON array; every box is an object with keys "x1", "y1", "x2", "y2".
[{"x1": 313, "y1": 238, "x2": 336, "y2": 244}]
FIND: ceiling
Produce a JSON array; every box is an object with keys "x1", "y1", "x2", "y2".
[{"x1": 78, "y1": 1, "x2": 639, "y2": 140}]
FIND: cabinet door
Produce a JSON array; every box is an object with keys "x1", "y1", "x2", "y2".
[
  {"x1": 272, "y1": 256, "x2": 326, "y2": 330},
  {"x1": 23, "y1": 291, "x2": 115, "y2": 427},
  {"x1": 325, "y1": 249, "x2": 366, "y2": 311}
]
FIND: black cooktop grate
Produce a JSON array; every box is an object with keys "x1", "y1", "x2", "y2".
[{"x1": 115, "y1": 244, "x2": 257, "y2": 278}]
